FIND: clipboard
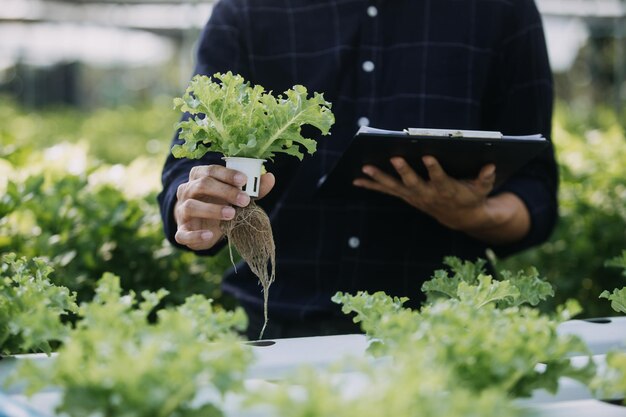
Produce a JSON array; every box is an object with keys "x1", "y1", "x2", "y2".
[{"x1": 316, "y1": 126, "x2": 550, "y2": 199}]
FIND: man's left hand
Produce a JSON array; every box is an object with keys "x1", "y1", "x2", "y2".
[{"x1": 353, "y1": 156, "x2": 496, "y2": 232}]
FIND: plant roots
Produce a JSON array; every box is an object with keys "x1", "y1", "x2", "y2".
[{"x1": 221, "y1": 200, "x2": 275, "y2": 339}]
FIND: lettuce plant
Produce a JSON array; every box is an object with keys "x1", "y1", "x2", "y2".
[
  {"x1": 13, "y1": 273, "x2": 252, "y2": 417},
  {"x1": 333, "y1": 258, "x2": 594, "y2": 398},
  {"x1": 172, "y1": 72, "x2": 334, "y2": 161},
  {"x1": 0, "y1": 253, "x2": 77, "y2": 356}
]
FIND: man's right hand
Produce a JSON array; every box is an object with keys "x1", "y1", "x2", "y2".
[{"x1": 174, "y1": 165, "x2": 276, "y2": 251}]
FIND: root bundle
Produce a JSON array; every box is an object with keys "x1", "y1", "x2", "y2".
[{"x1": 221, "y1": 200, "x2": 275, "y2": 339}]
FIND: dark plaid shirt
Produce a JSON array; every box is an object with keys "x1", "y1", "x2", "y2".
[{"x1": 158, "y1": 0, "x2": 558, "y2": 320}]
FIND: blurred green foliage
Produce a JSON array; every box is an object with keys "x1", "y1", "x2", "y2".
[
  {"x1": 0, "y1": 96, "x2": 233, "y2": 306},
  {"x1": 498, "y1": 105, "x2": 626, "y2": 318},
  {"x1": 0, "y1": 96, "x2": 177, "y2": 165}
]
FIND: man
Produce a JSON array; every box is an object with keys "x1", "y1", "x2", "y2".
[{"x1": 159, "y1": 0, "x2": 558, "y2": 339}]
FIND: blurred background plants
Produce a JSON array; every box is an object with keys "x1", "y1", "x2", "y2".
[
  {"x1": 0, "y1": 96, "x2": 233, "y2": 306},
  {"x1": 497, "y1": 104, "x2": 626, "y2": 317}
]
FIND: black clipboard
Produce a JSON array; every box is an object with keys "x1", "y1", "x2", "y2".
[{"x1": 316, "y1": 127, "x2": 550, "y2": 199}]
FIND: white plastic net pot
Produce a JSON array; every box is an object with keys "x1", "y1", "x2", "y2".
[{"x1": 224, "y1": 157, "x2": 265, "y2": 197}]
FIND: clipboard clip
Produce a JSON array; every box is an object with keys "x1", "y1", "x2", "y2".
[{"x1": 404, "y1": 127, "x2": 503, "y2": 139}]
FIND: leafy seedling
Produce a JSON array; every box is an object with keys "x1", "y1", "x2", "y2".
[{"x1": 173, "y1": 72, "x2": 335, "y2": 338}]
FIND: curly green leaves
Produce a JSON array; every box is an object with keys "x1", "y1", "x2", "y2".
[{"x1": 173, "y1": 72, "x2": 334, "y2": 161}]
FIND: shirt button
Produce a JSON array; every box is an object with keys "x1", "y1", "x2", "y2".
[
  {"x1": 362, "y1": 60, "x2": 375, "y2": 72},
  {"x1": 367, "y1": 6, "x2": 378, "y2": 17},
  {"x1": 348, "y1": 236, "x2": 360, "y2": 249},
  {"x1": 357, "y1": 117, "x2": 370, "y2": 127}
]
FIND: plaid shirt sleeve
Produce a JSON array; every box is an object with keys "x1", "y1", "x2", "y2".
[{"x1": 483, "y1": 0, "x2": 558, "y2": 256}]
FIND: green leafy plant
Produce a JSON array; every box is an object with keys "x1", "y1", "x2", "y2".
[
  {"x1": 172, "y1": 72, "x2": 335, "y2": 338},
  {"x1": 0, "y1": 253, "x2": 77, "y2": 356},
  {"x1": 333, "y1": 259, "x2": 594, "y2": 398},
  {"x1": 421, "y1": 257, "x2": 554, "y2": 307},
  {"x1": 12, "y1": 273, "x2": 252, "y2": 417},
  {"x1": 599, "y1": 287, "x2": 626, "y2": 314},
  {"x1": 172, "y1": 72, "x2": 334, "y2": 160}
]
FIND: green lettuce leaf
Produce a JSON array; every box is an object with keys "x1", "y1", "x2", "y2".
[
  {"x1": 600, "y1": 288, "x2": 626, "y2": 314},
  {"x1": 172, "y1": 72, "x2": 334, "y2": 161},
  {"x1": 421, "y1": 257, "x2": 554, "y2": 308}
]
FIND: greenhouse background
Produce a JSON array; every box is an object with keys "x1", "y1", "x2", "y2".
[
  {"x1": 1, "y1": 0, "x2": 626, "y2": 316},
  {"x1": 2, "y1": 0, "x2": 625, "y2": 113}
]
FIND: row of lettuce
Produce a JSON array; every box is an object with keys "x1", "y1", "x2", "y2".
[
  {"x1": 2, "y1": 252, "x2": 626, "y2": 417},
  {"x1": 1, "y1": 97, "x2": 625, "y2": 315}
]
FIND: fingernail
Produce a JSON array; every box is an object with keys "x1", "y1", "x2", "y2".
[
  {"x1": 486, "y1": 165, "x2": 496, "y2": 176},
  {"x1": 236, "y1": 192, "x2": 250, "y2": 207},
  {"x1": 222, "y1": 206, "x2": 236, "y2": 219},
  {"x1": 201, "y1": 231, "x2": 213, "y2": 241},
  {"x1": 234, "y1": 173, "x2": 247, "y2": 186},
  {"x1": 423, "y1": 157, "x2": 434, "y2": 167},
  {"x1": 362, "y1": 166, "x2": 374, "y2": 176}
]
